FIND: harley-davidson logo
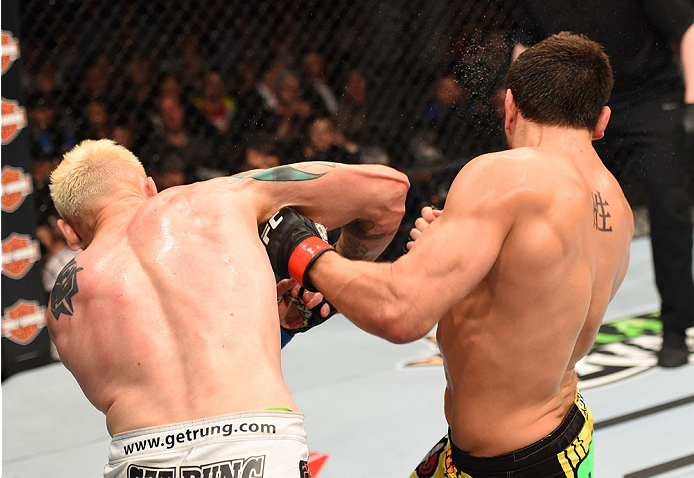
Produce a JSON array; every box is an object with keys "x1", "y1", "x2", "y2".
[
  {"x1": 1, "y1": 30, "x2": 20, "y2": 74},
  {"x1": 1, "y1": 97, "x2": 27, "y2": 145},
  {"x1": 1, "y1": 165, "x2": 33, "y2": 212},
  {"x1": 2, "y1": 233, "x2": 40, "y2": 279},
  {"x1": 2, "y1": 299, "x2": 46, "y2": 345}
]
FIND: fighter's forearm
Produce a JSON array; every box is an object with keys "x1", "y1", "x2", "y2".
[
  {"x1": 335, "y1": 218, "x2": 398, "y2": 261},
  {"x1": 309, "y1": 251, "x2": 431, "y2": 343}
]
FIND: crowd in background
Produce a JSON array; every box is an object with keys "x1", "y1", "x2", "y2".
[
  {"x1": 22, "y1": 0, "x2": 519, "y2": 277},
  {"x1": 18, "y1": 0, "x2": 691, "y2": 288}
]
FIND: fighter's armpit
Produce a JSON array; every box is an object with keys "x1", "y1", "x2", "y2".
[
  {"x1": 234, "y1": 163, "x2": 336, "y2": 182},
  {"x1": 50, "y1": 258, "x2": 84, "y2": 321}
]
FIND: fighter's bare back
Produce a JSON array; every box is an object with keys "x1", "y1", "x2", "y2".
[
  {"x1": 435, "y1": 146, "x2": 633, "y2": 456},
  {"x1": 49, "y1": 179, "x2": 294, "y2": 435},
  {"x1": 48, "y1": 161, "x2": 409, "y2": 437},
  {"x1": 306, "y1": 143, "x2": 633, "y2": 457}
]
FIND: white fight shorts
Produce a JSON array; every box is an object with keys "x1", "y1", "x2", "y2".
[{"x1": 104, "y1": 411, "x2": 311, "y2": 478}]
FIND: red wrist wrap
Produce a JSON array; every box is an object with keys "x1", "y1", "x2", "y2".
[{"x1": 288, "y1": 236, "x2": 334, "y2": 286}]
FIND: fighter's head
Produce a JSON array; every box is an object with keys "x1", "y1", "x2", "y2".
[
  {"x1": 504, "y1": 32, "x2": 613, "y2": 136},
  {"x1": 49, "y1": 139, "x2": 154, "y2": 249}
]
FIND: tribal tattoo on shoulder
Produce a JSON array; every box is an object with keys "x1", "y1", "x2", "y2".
[
  {"x1": 234, "y1": 162, "x2": 336, "y2": 182},
  {"x1": 592, "y1": 191, "x2": 613, "y2": 232},
  {"x1": 50, "y1": 258, "x2": 84, "y2": 320}
]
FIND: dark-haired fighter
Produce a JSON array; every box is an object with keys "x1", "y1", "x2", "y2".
[
  {"x1": 46, "y1": 140, "x2": 408, "y2": 478},
  {"x1": 263, "y1": 33, "x2": 634, "y2": 477}
]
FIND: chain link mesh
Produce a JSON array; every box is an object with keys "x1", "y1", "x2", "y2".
[{"x1": 19, "y1": 1, "x2": 691, "y2": 257}]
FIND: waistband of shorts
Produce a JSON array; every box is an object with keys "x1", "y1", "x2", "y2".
[
  {"x1": 450, "y1": 398, "x2": 587, "y2": 472},
  {"x1": 109, "y1": 410, "x2": 306, "y2": 462}
]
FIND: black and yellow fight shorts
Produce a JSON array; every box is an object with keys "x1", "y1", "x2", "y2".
[{"x1": 411, "y1": 390, "x2": 593, "y2": 478}]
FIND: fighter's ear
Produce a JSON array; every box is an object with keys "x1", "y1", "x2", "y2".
[
  {"x1": 504, "y1": 89, "x2": 518, "y2": 132},
  {"x1": 56, "y1": 219, "x2": 85, "y2": 251},
  {"x1": 592, "y1": 106, "x2": 611, "y2": 140},
  {"x1": 145, "y1": 176, "x2": 158, "y2": 197}
]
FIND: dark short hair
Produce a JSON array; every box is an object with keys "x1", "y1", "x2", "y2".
[{"x1": 504, "y1": 32, "x2": 613, "y2": 130}]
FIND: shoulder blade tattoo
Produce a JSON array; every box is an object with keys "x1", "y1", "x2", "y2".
[{"x1": 51, "y1": 258, "x2": 84, "y2": 320}]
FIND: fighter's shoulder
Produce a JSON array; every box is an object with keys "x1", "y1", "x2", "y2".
[
  {"x1": 47, "y1": 252, "x2": 89, "y2": 321},
  {"x1": 145, "y1": 181, "x2": 239, "y2": 212},
  {"x1": 453, "y1": 150, "x2": 546, "y2": 194},
  {"x1": 450, "y1": 149, "x2": 569, "y2": 211},
  {"x1": 458, "y1": 148, "x2": 541, "y2": 177}
]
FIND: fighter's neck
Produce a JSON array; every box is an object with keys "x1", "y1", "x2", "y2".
[
  {"x1": 90, "y1": 197, "x2": 147, "y2": 244},
  {"x1": 509, "y1": 123, "x2": 594, "y2": 152}
]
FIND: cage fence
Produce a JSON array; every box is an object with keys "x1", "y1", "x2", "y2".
[{"x1": 18, "y1": 0, "x2": 690, "y2": 257}]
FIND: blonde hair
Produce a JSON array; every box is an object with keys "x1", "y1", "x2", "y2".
[{"x1": 50, "y1": 139, "x2": 146, "y2": 222}]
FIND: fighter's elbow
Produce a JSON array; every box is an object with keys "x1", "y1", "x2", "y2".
[
  {"x1": 376, "y1": 174, "x2": 410, "y2": 225},
  {"x1": 390, "y1": 172, "x2": 410, "y2": 209},
  {"x1": 377, "y1": 303, "x2": 427, "y2": 344}
]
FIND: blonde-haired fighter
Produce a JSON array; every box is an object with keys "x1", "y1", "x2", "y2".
[{"x1": 47, "y1": 139, "x2": 409, "y2": 478}]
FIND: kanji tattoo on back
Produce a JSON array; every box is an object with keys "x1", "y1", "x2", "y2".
[
  {"x1": 51, "y1": 258, "x2": 84, "y2": 320},
  {"x1": 592, "y1": 191, "x2": 613, "y2": 232}
]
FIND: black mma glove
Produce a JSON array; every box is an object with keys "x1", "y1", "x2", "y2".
[
  {"x1": 260, "y1": 207, "x2": 334, "y2": 291},
  {"x1": 283, "y1": 286, "x2": 339, "y2": 336}
]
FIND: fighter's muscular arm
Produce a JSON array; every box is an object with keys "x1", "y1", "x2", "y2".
[
  {"x1": 307, "y1": 155, "x2": 517, "y2": 343},
  {"x1": 237, "y1": 162, "x2": 409, "y2": 260}
]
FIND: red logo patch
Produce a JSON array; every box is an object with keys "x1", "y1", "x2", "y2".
[
  {"x1": 1, "y1": 165, "x2": 33, "y2": 212},
  {"x1": 2, "y1": 299, "x2": 47, "y2": 345},
  {"x1": 2, "y1": 233, "x2": 40, "y2": 279},
  {"x1": 1, "y1": 30, "x2": 20, "y2": 75},
  {"x1": 1, "y1": 97, "x2": 27, "y2": 145}
]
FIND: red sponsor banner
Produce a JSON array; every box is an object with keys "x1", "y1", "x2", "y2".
[
  {"x1": 2, "y1": 299, "x2": 47, "y2": 345},
  {"x1": 2, "y1": 232, "x2": 40, "y2": 279},
  {"x1": 0, "y1": 30, "x2": 20, "y2": 75},
  {"x1": 1, "y1": 97, "x2": 27, "y2": 145},
  {"x1": 1, "y1": 165, "x2": 33, "y2": 212}
]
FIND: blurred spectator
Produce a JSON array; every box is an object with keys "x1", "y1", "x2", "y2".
[
  {"x1": 412, "y1": 76, "x2": 469, "y2": 162},
  {"x1": 32, "y1": 62, "x2": 62, "y2": 97},
  {"x1": 82, "y1": 101, "x2": 111, "y2": 140},
  {"x1": 27, "y1": 93, "x2": 77, "y2": 163},
  {"x1": 110, "y1": 124, "x2": 135, "y2": 151},
  {"x1": 149, "y1": 151, "x2": 187, "y2": 191},
  {"x1": 142, "y1": 96, "x2": 219, "y2": 182},
  {"x1": 161, "y1": 75, "x2": 183, "y2": 101},
  {"x1": 120, "y1": 55, "x2": 156, "y2": 133},
  {"x1": 334, "y1": 70, "x2": 368, "y2": 142},
  {"x1": 158, "y1": 74, "x2": 208, "y2": 126},
  {"x1": 178, "y1": 35, "x2": 208, "y2": 97},
  {"x1": 303, "y1": 116, "x2": 360, "y2": 164},
  {"x1": 301, "y1": 51, "x2": 339, "y2": 116},
  {"x1": 275, "y1": 71, "x2": 313, "y2": 143},
  {"x1": 230, "y1": 61, "x2": 277, "y2": 138},
  {"x1": 239, "y1": 135, "x2": 282, "y2": 172},
  {"x1": 422, "y1": 76, "x2": 466, "y2": 128},
  {"x1": 80, "y1": 55, "x2": 114, "y2": 106},
  {"x1": 194, "y1": 70, "x2": 236, "y2": 134},
  {"x1": 256, "y1": 57, "x2": 287, "y2": 115}
]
